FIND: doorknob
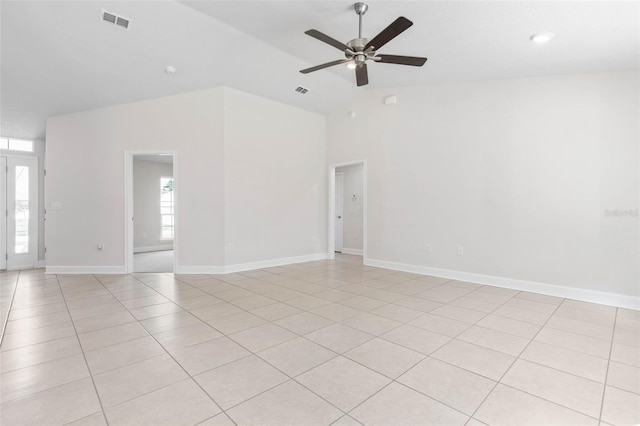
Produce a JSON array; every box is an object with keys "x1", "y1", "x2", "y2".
[{"x1": 337, "y1": 216, "x2": 342, "y2": 219}]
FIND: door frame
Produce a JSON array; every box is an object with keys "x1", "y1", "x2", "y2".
[
  {"x1": 334, "y1": 172, "x2": 344, "y2": 253},
  {"x1": 2, "y1": 154, "x2": 39, "y2": 270},
  {"x1": 0, "y1": 157, "x2": 6, "y2": 270},
  {"x1": 327, "y1": 160, "x2": 367, "y2": 261},
  {"x1": 124, "y1": 151, "x2": 178, "y2": 273}
]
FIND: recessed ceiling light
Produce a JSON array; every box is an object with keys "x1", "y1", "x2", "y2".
[
  {"x1": 347, "y1": 62, "x2": 357, "y2": 70},
  {"x1": 530, "y1": 33, "x2": 554, "y2": 44},
  {"x1": 164, "y1": 66, "x2": 177, "y2": 75}
]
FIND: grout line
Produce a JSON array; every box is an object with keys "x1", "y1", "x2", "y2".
[
  {"x1": 598, "y1": 307, "x2": 619, "y2": 424},
  {"x1": 0, "y1": 270, "x2": 21, "y2": 348},
  {"x1": 464, "y1": 298, "x2": 607, "y2": 423},
  {"x1": 0, "y1": 336, "x2": 82, "y2": 374},
  {"x1": 92, "y1": 274, "x2": 231, "y2": 421},
  {"x1": 53, "y1": 273, "x2": 110, "y2": 426},
  {"x1": 494, "y1": 382, "x2": 601, "y2": 422}
]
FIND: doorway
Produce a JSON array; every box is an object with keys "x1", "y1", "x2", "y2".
[
  {"x1": 328, "y1": 160, "x2": 367, "y2": 260},
  {"x1": 334, "y1": 172, "x2": 344, "y2": 253},
  {"x1": 1, "y1": 156, "x2": 38, "y2": 270},
  {"x1": 125, "y1": 152, "x2": 176, "y2": 273}
]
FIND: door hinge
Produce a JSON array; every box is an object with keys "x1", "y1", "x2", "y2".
[{"x1": 44, "y1": 169, "x2": 47, "y2": 177}]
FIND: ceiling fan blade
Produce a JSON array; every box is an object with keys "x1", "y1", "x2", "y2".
[
  {"x1": 365, "y1": 17, "x2": 413, "y2": 51},
  {"x1": 300, "y1": 59, "x2": 349, "y2": 74},
  {"x1": 305, "y1": 29, "x2": 350, "y2": 51},
  {"x1": 375, "y1": 55, "x2": 427, "y2": 66},
  {"x1": 355, "y1": 63, "x2": 368, "y2": 87}
]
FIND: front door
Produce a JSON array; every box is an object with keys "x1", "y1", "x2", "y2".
[{"x1": 3, "y1": 156, "x2": 38, "y2": 269}]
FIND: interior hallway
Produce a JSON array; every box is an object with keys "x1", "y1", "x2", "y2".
[{"x1": 134, "y1": 250, "x2": 174, "y2": 273}]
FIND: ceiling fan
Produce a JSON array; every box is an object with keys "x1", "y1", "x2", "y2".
[{"x1": 300, "y1": 2, "x2": 427, "y2": 87}]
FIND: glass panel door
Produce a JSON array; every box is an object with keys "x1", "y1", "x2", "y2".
[
  {"x1": 6, "y1": 157, "x2": 37, "y2": 269},
  {"x1": 0, "y1": 157, "x2": 6, "y2": 270}
]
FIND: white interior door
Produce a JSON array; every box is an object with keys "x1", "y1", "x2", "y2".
[
  {"x1": 334, "y1": 172, "x2": 344, "y2": 252},
  {"x1": 0, "y1": 157, "x2": 6, "y2": 270},
  {"x1": 6, "y1": 156, "x2": 38, "y2": 270}
]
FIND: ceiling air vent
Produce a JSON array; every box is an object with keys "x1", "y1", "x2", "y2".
[
  {"x1": 101, "y1": 9, "x2": 131, "y2": 31},
  {"x1": 102, "y1": 11, "x2": 116, "y2": 24},
  {"x1": 295, "y1": 86, "x2": 309, "y2": 95},
  {"x1": 116, "y1": 17, "x2": 130, "y2": 30}
]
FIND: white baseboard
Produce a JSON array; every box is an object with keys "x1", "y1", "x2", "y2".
[
  {"x1": 340, "y1": 248, "x2": 363, "y2": 256},
  {"x1": 35, "y1": 260, "x2": 46, "y2": 268},
  {"x1": 174, "y1": 265, "x2": 225, "y2": 274},
  {"x1": 365, "y1": 257, "x2": 640, "y2": 310},
  {"x1": 223, "y1": 253, "x2": 328, "y2": 274},
  {"x1": 45, "y1": 254, "x2": 328, "y2": 276},
  {"x1": 152, "y1": 253, "x2": 330, "y2": 275},
  {"x1": 134, "y1": 245, "x2": 173, "y2": 254},
  {"x1": 46, "y1": 266, "x2": 126, "y2": 275}
]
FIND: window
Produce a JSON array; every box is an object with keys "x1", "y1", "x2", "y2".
[
  {"x1": 15, "y1": 166, "x2": 30, "y2": 253},
  {"x1": 0, "y1": 137, "x2": 33, "y2": 152},
  {"x1": 160, "y1": 177, "x2": 174, "y2": 240}
]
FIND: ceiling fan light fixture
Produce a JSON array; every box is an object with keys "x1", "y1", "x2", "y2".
[
  {"x1": 530, "y1": 32, "x2": 554, "y2": 43},
  {"x1": 347, "y1": 62, "x2": 357, "y2": 70}
]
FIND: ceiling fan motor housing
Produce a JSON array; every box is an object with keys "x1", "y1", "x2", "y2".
[
  {"x1": 347, "y1": 38, "x2": 369, "y2": 52},
  {"x1": 346, "y1": 38, "x2": 373, "y2": 64}
]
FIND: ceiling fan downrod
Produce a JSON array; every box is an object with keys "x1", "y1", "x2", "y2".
[{"x1": 354, "y1": 2, "x2": 368, "y2": 39}]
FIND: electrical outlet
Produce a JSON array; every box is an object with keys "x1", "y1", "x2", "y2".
[
  {"x1": 426, "y1": 244, "x2": 432, "y2": 253},
  {"x1": 457, "y1": 246, "x2": 464, "y2": 256},
  {"x1": 383, "y1": 202, "x2": 390, "y2": 211},
  {"x1": 228, "y1": 243, "x2": 235, "y2": 251}
]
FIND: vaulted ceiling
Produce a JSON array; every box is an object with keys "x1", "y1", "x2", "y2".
[{"x1": 1, "y1": 1, "x2": 638, "y2": 140}]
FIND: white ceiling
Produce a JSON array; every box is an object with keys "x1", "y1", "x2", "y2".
[{"x1": 1, "y1": 1, "x2": 638, "y2": 141}]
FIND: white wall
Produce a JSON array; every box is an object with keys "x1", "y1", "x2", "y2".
[
  {"x1": 45, "y1": 86, "x2": 326, "y2": 273},
  {"x1": 46, "y1": 88, "x2": 226, "y2": 272},
  {"x1": 336, "y1": 164, "x2": 363, "y2": 252},
  {"x1": 224, "y1": 88, "x2": 326, "y2": 266},
  {"x1": 327, "y1": 71, "x2": 639, "y2": 302},
  {"x1": 133, "y1": 159, "x2": 174, "y2": 252}
]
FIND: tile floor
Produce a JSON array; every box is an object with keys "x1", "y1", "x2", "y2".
[{"x1": 0, "y1": 254, "x2": 638, "y2": 425}]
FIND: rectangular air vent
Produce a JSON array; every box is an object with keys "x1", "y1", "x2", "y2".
[
  {"x1": 102, "y1": 11, "x2": 116, "y2": 24},
  {"x1": 295, "y1": 86, "x2": 309, "y2": 94},
  {"x1": 116, "y1": 17, "x2": 130, "y2": 29},
  {"x1": 101, "y1": 9, "x2": 131, "y2": 31}
]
